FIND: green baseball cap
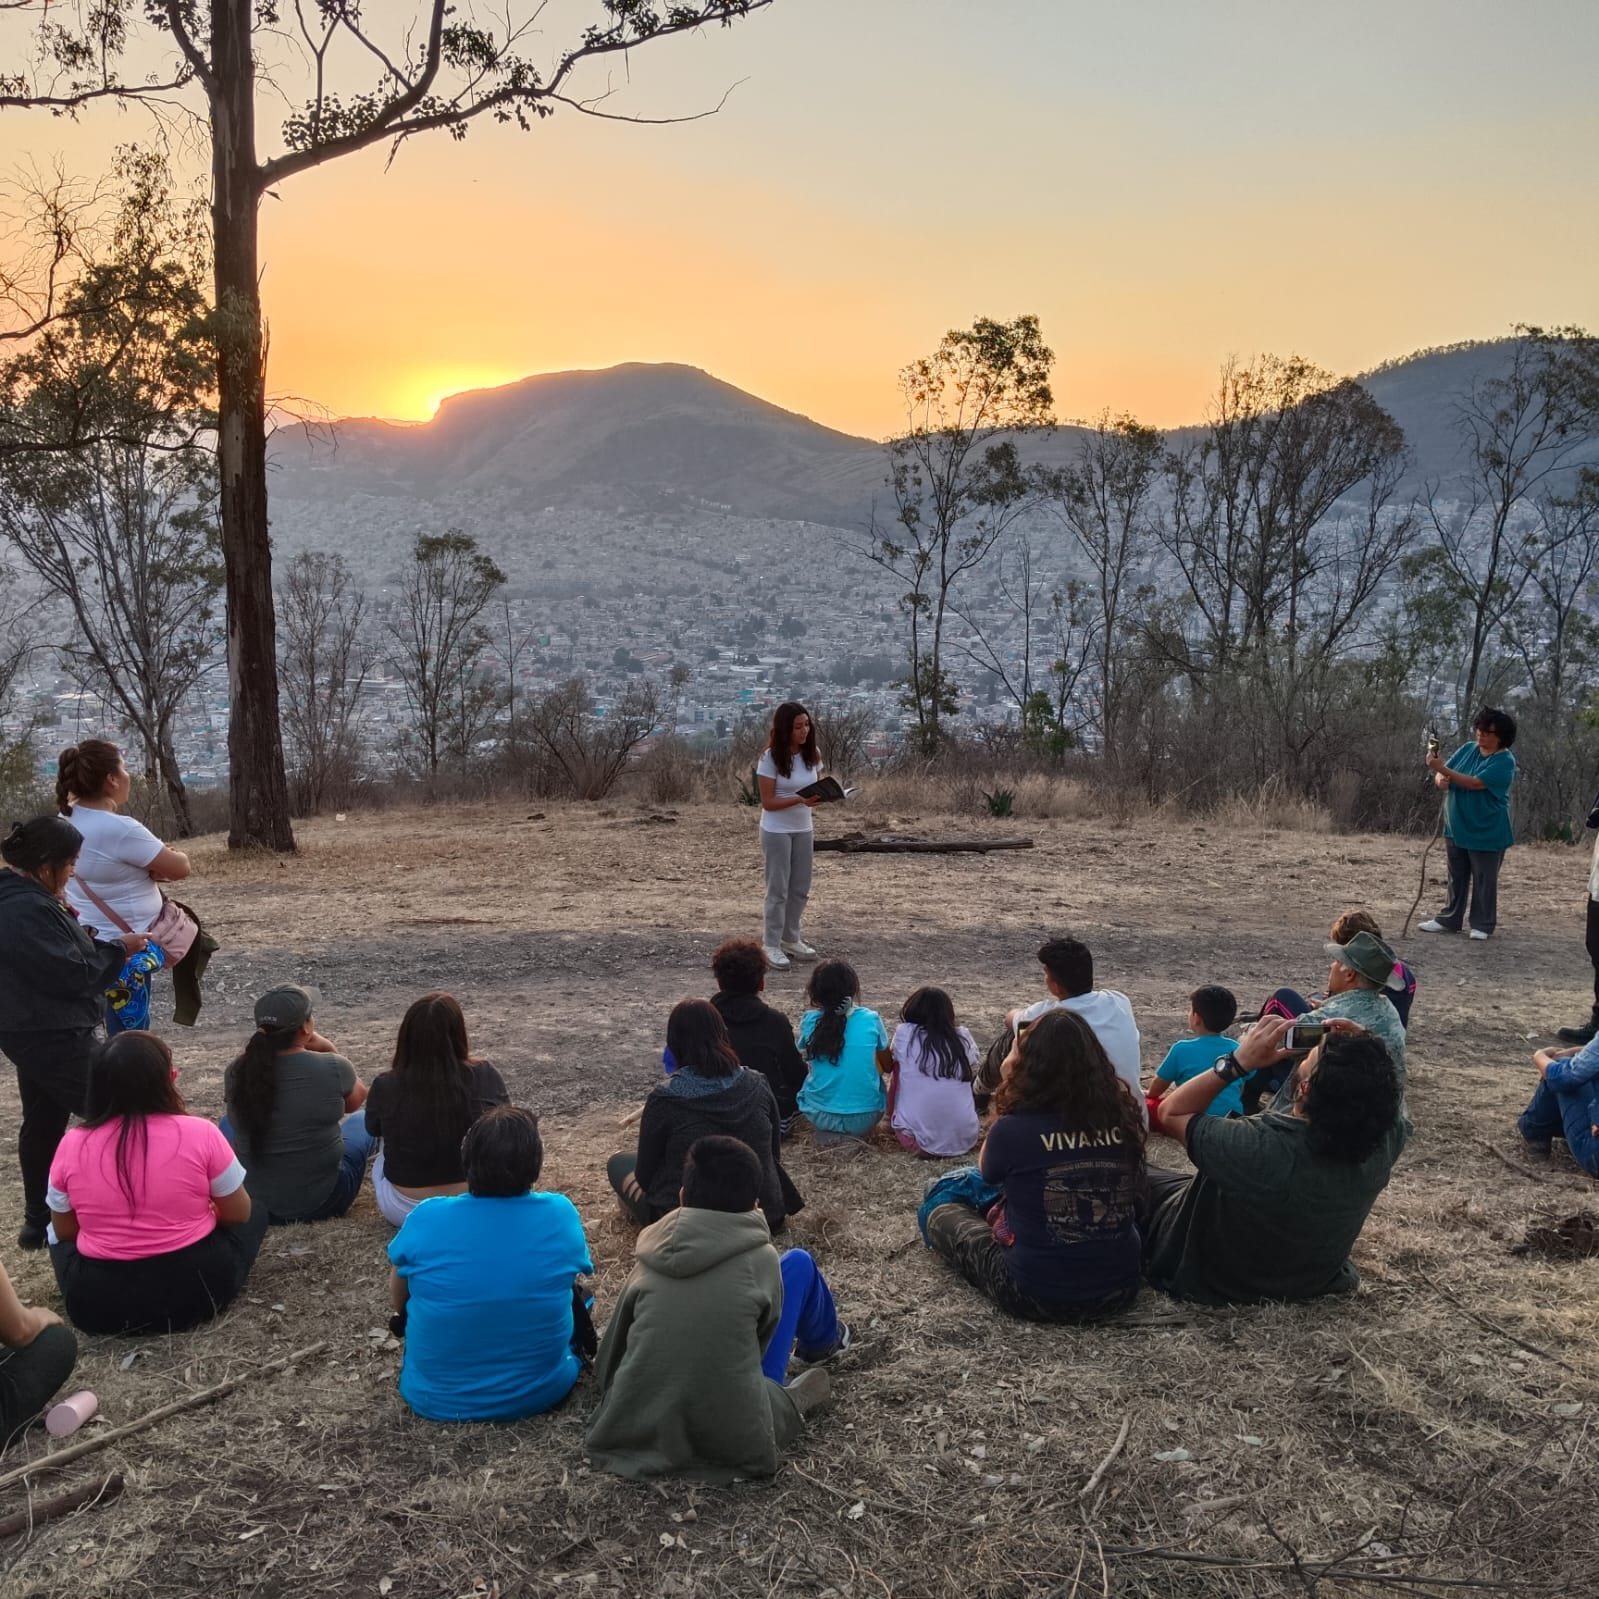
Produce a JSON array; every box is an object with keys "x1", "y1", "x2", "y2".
[{"x1": 254, "y1": 983, "x2": 319, "y2": 1031}]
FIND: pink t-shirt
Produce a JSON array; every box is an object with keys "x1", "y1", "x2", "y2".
[{"x1": 47, "y1": 1114, "x2": 245, "y2": 1261}]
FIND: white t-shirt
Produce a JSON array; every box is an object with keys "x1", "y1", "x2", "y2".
[
  {"x1": 756, "y1": 748, "x2": 821, "y2": 835},
  {"x1": 1017, "y1": 989, "x2": 1145, "y2": 1125},
  {"x1": 63, "y1": 807, "x2": 165, "y2": 936}
]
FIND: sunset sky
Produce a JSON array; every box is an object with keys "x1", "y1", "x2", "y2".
[{"x1": 3, "y1": 0, "x2": 1597, "y2": 438}]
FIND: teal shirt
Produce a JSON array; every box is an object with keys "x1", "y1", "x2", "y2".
[
  {"x1": 1156, "y1": 1035, "x2": 1242, "y2": 1117},
  {"x1": 1443, "y1": 742, "x2": 1515, "y2": 853}
]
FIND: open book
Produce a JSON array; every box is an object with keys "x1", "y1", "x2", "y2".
[{"x1": 798, "y1": 775, "x2": 856, "y2": 803}]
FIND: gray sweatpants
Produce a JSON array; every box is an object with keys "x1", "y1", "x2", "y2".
[{"x1": 762, "y1": 829, "x2": 814, "y2": 948}]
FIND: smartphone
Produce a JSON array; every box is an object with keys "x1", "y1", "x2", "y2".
[{"x1": 1283, "y1": 1022, "x2": 1327, "y2": 1052}]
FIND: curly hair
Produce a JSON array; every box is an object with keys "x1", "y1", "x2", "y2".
[
  {"x1": 711, "y1": 938, "x2": 767, "y2": 996},
  {"x1": 766, "y1": 702, "x2": 819, "y2": 779},
  {"x1": 995, "y1": 1009, "x2": 1145, "y2": 1156},
  {"x1": 804, "y1": 959, "x2": 860, "y2": 1066},
  {"x1": 1300, "y1": 1032, "x2": 1401, "y2": 1164},
  {"x1": 57, "y1": 740, "x2": 123, "y2": 814},
  {"x1": 1329, "y1": 907, "x2": 1383, "y2": 945}
]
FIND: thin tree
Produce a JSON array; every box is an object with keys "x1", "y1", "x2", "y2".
[
  {"x1": 865, "y1": 314, "x2": 1054, "y2": 752},
  {"x1": 1, "y1": 0, "x2": 778, "y2": 850},
  {"x1": 0, "y1": 232, "x2": 221, "y2": 833},
  {"x1": 277, "y1": 550, "x2": 370, "y2": 814},
  {"x1": 390, "y1": 531, "x2": 506, "y2": 777}
]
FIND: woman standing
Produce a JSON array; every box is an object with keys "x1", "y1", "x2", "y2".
[
  {"x1": 364, "y1": 993, "x2": 510, "y2": 1227},
  {"x1": 47, "y1": 1032, "x2": 267, "y2": 1334},
  {"x1": 756, "y1": 702, "x2": 821, "y2": 971},
  {"x1": 57, "y1": 741, "x2": 191, "y2": 1029},
  {"x1": 0, "y1": 818, "x2": 148, "y2": 1249},
  {"x1": 921, "y1": 1010, "x2": 1146, "y2": 1322},
  {"x1": 1420, "y1": 707, "x2": 1518, "y2": 941}
]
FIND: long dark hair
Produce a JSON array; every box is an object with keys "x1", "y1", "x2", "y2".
[
  {"x1": 766, "y1": 701, "x2": 818, "y2": 779},
  {"x1": 83, "y1": 1032, "x2": 187, "y2": 1209},
  {"x1": 227, "y1": 1022, "x2": 301, "y2": 1148},
  {"x1": 2, "y1": 816, "x2": 82, "y2": 875},
  {"x1": 666, "y1": 999, "x2": 741, "y2": 1079},
  {"x1": 805, "y1": 959, "x2": 860, "y2": 1066},
  {"x1": 57, "y1": 739, "x2": 123, "y2": 814},
  {"x1": 996, "y1": 1009, "x2": 1144, "y2": 1156},
  {"x1": 900, "y1": 986, "x2": 971, "y2": 1080},
  {"x1": 391, "y1": 991, "x2": 477, "y2": 1132}
]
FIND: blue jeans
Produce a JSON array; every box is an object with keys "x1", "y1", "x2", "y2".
[
  {"x1": 760, "y1": 1249, "x2": 840, "y2": 1383},
  {"x1": 220, "y1": 1112, "x2": 376, "y2": 1223},
  {"x1": 1517, "y1": 1078, "x2": 1599, "y2": 1177}
]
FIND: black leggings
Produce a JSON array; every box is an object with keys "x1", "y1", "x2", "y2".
[
  {"x1": 0, "y1": 1325, "x2": 78, "y2": 1449},
  {"x1": 0, "y1": 1029, "x2": 96, "y2": 1230},
  {"x1": 51, "y1": 1207, "x2": 271, "y2": 1335}
]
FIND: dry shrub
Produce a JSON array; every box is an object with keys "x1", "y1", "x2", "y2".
[
  {"x1": 1210, "y1": 781, "x2": 1333, "y2": 834},
  {"x1": 639, "y1": 736, "x2": 699, "y2": 806}
]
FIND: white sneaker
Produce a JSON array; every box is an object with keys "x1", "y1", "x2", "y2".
[
  {"x1": 1469, "y1": 929, "x2": 1491, "y2": 941},
  {"x1": 763, "y1": 945, "x2": 791, "y2": 971},
  {"x1": 781, "y1": 938, "x2": 818, "y2": 960},
  {"x1": 1417, "y1": 919, "x2": 1453, "y2": 934}
]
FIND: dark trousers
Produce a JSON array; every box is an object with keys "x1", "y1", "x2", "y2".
[
  {"x1": 606, "y1": 1152, "x2": 658, "y2": 1227},
  {"x1": 51, "y1": 1206, "x2": 270, "y2": 1335},
  {"x1": 220, "y1": 1113, "x2": 375, "y2": 1224},
  {"x1": 1438, "y1": 842, "x2": 1504, "y2": 934},
  {"x1": 0, "y1": 1029, "x2": 96, "y2": 1230},
  {"x1": 1586, "y1": 898, "x2": 1599, "y2": 1013},
  {"x1": 924, "y1": 1202, "x2": 1136, "y2": 1324},
  {"x1": 0, "y1": 1324, "x2": 78, "y2": 1449}
]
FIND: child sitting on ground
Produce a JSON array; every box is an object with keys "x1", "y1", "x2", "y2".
[
  {"x1": 886, "y1": 987, "x2": 980, "y2": 1157},
  {"x1": 586, "y1": 1136, "x2": 842, "y2": 1482},
  {"x1": 388, "y1": 1105, "x2": 593, "y2": 1423},
  {"x1": 1147, "y1": 986, "x2": 1240, "y2": 1126},
  {"x1": 797, "y1": 960, "x2": 889, "y2": 1146}
]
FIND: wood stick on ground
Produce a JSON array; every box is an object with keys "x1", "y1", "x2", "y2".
[
  {"x1": 0, "y1": 1472, "x2": 124, "y2": 1538},
  {"x1": 1482, "y1": 1141, "x2": 1561, "y2": 1186},
  {"x1": 0, "y1": 1341, "x2": 327, "y2": 1492},
  {"x1": 1416, "y1": 1272, "x2": 1585, "y2": 1378},
  {"x1": 1101, "y1": 1543, "x2": 1565, "y2": 1592},
  {"x1": 616, "y1": 1104, "x2": 645, "y2": 1129},
  {"x1": 1078, "y1": 1411, "x2": 1131, "y2": 1501},
  {"x1": 814, "y1": 834, "x2": 1034, "y2": 854}
]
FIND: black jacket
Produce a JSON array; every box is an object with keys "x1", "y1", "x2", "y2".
[
  {"x1": 0, "y1": 869, "x2": 126, "y2": 1032},
  {"x1": 711, "y1": 991, "x2": 808, "y2": 1121},
  {"x1": 634, "y1": 1068, "x2": 805, "y2": 1231}
]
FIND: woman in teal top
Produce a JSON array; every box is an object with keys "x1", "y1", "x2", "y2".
[{"x1": 1420, "y1": 707, "x2": 1517, "y2": 940}]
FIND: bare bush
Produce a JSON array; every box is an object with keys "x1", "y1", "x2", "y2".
[{"x1": 525, "y1": 678, "x2": 660, "y2": 801}]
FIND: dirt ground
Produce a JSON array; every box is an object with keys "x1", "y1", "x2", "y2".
[{"x1": 2, "y1": 797, "x2": 1597, "y2": 1599}]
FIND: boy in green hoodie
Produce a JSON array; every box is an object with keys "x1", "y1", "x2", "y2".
[{"x1": 586, "y1": 1136, "x2": 842, "y2": 1481}]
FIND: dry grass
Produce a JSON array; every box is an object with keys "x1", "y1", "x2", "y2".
[{"x1": 1, "y1": 798, "x2": 1597, "y2": 1597}]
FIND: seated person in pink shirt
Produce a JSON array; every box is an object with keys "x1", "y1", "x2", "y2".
[{"x1": 47, "y1": 1032, "x2": 269, "y2": 1335}]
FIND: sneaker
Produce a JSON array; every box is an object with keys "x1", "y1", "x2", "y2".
[
  {"x1": 1517, "y1": 1128, "x2": 1553, "y2": 1160},
  {"x1": 1417, "y1": 920, "x2": 1455, "y2": 934},
  {"x1": 785, "y1": 1366, "x2": 832, "y2": 1416},
  {"x1": 796, "y1": 1323, "x2": 852, "y2": 1365},
  {"x1": 15, "y1": 1223, "x2": 46, "y2": 1252},
  {"x1": 1469, "y1": 929, "x2": 1491, "y2": 941},
  {"x1": 780, "y1": 938, "x2": 818, "y2": 960},
  {"x1": 1556, "y1": 1016, "x2": 1599, "y2": 1045},
  {"x1": 763, "y1": 945, "x2": 791, "y2": 971}
]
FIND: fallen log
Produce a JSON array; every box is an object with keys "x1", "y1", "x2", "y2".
[
  {"x1": 816, "y1": 833, "x2": 1034, "y2": 855},
  {"x1": 0, "y1": 1472, "x2": 124, "y2": 1538}
]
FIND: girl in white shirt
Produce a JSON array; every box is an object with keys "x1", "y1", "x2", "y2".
[{"x1": 755, "y1": 702, "x2": 821, "y2": 971}]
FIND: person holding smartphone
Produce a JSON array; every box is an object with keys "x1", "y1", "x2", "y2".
[{"x1": 755, "y1": 702, "x2": 822, "y2": 972}]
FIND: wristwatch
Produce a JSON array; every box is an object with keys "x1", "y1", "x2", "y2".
[{"x1": 1211, "y1": 1053, "x2": 1248, "y2": 1086}]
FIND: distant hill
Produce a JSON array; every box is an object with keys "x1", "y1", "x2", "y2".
[{"x1": 267, "y1": 343, "x2": 1536, "y2": 530}]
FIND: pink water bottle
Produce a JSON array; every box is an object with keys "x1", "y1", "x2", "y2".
[{"x1": 45, "y1": 1391, "x2": 97, "y2": 1437}]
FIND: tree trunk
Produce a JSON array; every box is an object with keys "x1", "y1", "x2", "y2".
[{"x1": 211, "y1": 0, "x2": 295, "y2": 852}]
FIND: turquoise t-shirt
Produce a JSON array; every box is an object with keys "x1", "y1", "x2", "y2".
[
  {"x1": 1156, "y1": 1035, "x2": 1242, "y2": 1117},
  {"x1": 1443, "y1": 742, "x2": 1515, "y2": 853},
  {"x1": 797, "y1": 1005, "x2": 889, "y2": 1119},
  {"x1": 389, "y1": 1190, "x2": 593, "y2": 1422}
]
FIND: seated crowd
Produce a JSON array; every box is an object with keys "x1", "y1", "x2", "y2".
[{"x1": 0, "y1": 816, "x2": 1494, "y2": 1478}]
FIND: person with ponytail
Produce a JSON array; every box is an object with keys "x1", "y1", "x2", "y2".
[
  {"x1": 47, "y1": 1032, "x2": 268, "y2": 1334},
  {"x1": 56, "y1": 741, "x2": 190, "y2": 1032},
  {"x1": 364, "y1": 993, "x2": 510, "y2": 1227},
  {"x1": 222, "y1": 985, "x2": 374, "y2": 1224},
  {"x1": 0, "y1": 817, "x2": 149, "y2": 1250},
  {"x1": 796, "y1": 960, "x2": 888, "y2": 1147}
]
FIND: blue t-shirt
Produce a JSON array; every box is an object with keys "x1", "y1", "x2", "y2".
[
  {"x1": 1443, "y1": 742, "x2": 1515, "y2": 853},
  {"x1": 389, "y1": 1190, "x2": 593, "y2": 1422},
  {"x1": 797, "y1": 1005, "x2": 889, "y2": 1119},
  {"x1": 1156, "y1": 1035, "x2": 1242, "y2": 1117}
]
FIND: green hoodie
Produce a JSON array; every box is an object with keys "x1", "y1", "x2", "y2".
[{"x1": 585, "y1": 1206, "x2": 802, "y2": 1482}]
